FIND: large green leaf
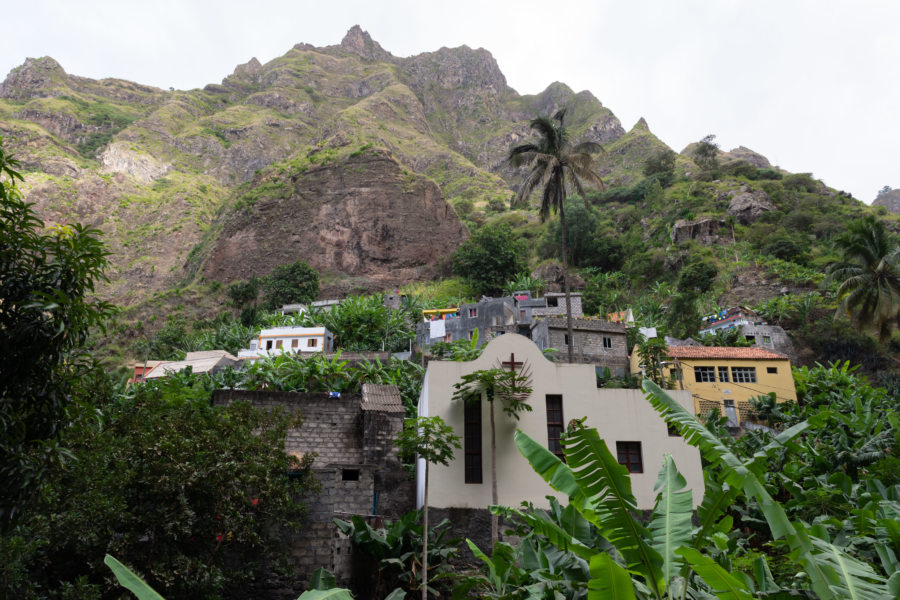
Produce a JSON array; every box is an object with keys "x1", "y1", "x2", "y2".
[
  {"x1": 641, "y1": 380, "x2": 748, "y2": 488},
  {"x1": 563, "y1": 427, "x2": 665, "y2": 598},
  {"x1": 513, "y1": 429, "x2": 585, "y2": 506},
  {"x1": 674, "y1": 548, "x2": 752, "y2": 600},
  {"x1": 648, "y1": 455, "x2": 693, "y2": 586},
  {"x1": 492, "y1": 504, "x2": 595, "y2": 561},
  {"x1": 295, "y1": 590, "x2": 355, "y2": 600},
  {"x1": 807, "y1": 536, "x2": 893, "y2": 600},
  {"x1": 515, "y1": 429, "x2": 664, "y2": 597},
  {"x1": 588, "y1": 553, "x2": 637, "y2": 600},
  {"x1": 103, "y1": 555, "x2": 166, "y2": 600},
  {"x1": 642, "y1": 381, "x2": 837, "y2": 599},
  {"x1": 309, "y1": 567, "x2": 337, "y2": 591}
]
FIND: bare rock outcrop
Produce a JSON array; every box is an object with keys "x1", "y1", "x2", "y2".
[
  {"x1": 873, "y1": 189, "x2": 900, "y2": 213},
  {"x1": 340, "y1": 25, "x2": 394, "y2": 62},
  {"x1": 532, "y1": 261, "x2": 586, "y2": 292},
  {"x1": 100, "y1": 142, "x2": 172, "y2": 183},
  {"x1": 671, "y1": 218, "x2": 726, "y2": 243},
  {"x1": 0, "y1": 56, "x2": 66, "y2": 100},
  {"x1": 727, "y1": 188, "x2": 775, "y2": 224},
  {"x1": 725, "y1": 146, "x2": 771, "y2": 169},
  {"x1": 204, "y1": 149, "x2": 468, "y2": 294}
]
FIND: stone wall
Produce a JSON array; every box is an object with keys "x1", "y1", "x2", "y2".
[
  {"x1": 532, "y1": 318, "x2": 628, "y2": 373},
  {"x1": 531, "y1": 294, "x2": 583, "y2": 318},
  {"x1": 211, "y1": 390, "x2": 413, "y2": 596},
  {"x1": 739, "y1": 324, "x2": 797, "y2": 363},
  {"x1": 416, "y1": 297, "x2": 517, "y2": 350}
]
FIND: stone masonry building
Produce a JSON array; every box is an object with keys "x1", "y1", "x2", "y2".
[{"x1": 212, "y1": 384, "x2": 411, "y2": 597}]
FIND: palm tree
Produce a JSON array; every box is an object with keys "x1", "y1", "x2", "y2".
[
  {"x1": 508, "y1": 109, "x2": 604, "y2": 362},
  {"x1": 827, "y1": 215, "x2": 900, "y2": 343},
  {"x1": 452, "y1": 365, "x2": 532, "y2": 548}
]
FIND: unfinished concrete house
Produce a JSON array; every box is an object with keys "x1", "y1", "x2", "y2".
[{"x1": 212, "y1": 384, "x2": 411, "y2": 596}]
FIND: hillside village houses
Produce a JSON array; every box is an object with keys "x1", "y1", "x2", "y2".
[
  {"x1": 698, "y1": 306, "x2": 796, "y2": 359},
  {"x1": 630, "y1": 345, "x2": 797, "y2": 428},
  {"x1": 142, "y1": 350, "x2": 240, "y2": 380},
  {"x1": 237, "y1": 326, "x2": 335, "y2": 359},
  {"x1": 418, "y1": 333, "x2": 703, "y2": 545},
  {"x1": 416, "y1": 291, "x2": 629, "y2": 376}
]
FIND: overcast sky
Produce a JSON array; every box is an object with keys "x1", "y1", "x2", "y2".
[{"x1": 3, "y1": 0, "x2": 897, "y2": 202}]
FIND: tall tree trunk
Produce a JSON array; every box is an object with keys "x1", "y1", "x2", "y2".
[
  {"x1": 490, "y1": 397, "x2": 498, "y2": 548},
  {"x1": 422, "y1": 462, "x2": 429, "y2": 600},
  {"x1": 559, "y1": 201, "x2": 575, "y2": 363}
]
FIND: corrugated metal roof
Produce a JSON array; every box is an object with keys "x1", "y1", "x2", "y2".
[
  {"x1": 665, "y1": 346, "x2": 787, "y2": 360},
  {"x1": 361, "y1": 384, "x2": 405, "y2": 413}
]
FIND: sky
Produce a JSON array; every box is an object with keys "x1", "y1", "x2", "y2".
[{"x1": 3, "y1": 0, "x2": 897, "y2": 202}]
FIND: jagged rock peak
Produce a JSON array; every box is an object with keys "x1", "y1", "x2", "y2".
[
  {"x1": 402, "y1": 44, "x2": 508, "y2": 94},
  {"x1": 233, "y1": 57, "x2": 262, "y2": 76},
  {"x1": 340, "y1": 25, "x2": 392, "y2": 61},
  {"x1": 633, "y1": 117, "x2": 650, "y2": 131},
  {"x1": 0, "y1": 56, "x2": 67, "y2": 100},
  {"x1": 726, "y1": 146, "x2": 771, "y2": 169}
]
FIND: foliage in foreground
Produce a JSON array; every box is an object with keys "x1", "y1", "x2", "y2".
[
  {"x1": 3, "y1": 378, "x2": 312, "y2": 600},
  {"x1": 0, "y1": 142, "x2": 116, "y2": 524},
  {"x1": 335, "y1": 511, "x2": 458, "y2": 599},
  {"x1": 473, "y1": 378, "x2": 900, "y2": 600}
]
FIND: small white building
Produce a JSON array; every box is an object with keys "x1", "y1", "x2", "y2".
[
  {"x1": 417, "y1": 333, "x2": 703, "y2": 513},
  {"x1": 238, "y1": 326, "x2": 334, "y2": 359}
]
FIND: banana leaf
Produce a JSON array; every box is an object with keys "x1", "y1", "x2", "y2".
[{"x1": 648, "y1": 454, "x2": 693, "y2": 585}]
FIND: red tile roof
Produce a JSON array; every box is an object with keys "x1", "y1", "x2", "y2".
[{"x1": 665, "y1": 346, "x2": 787, "y2": 360}]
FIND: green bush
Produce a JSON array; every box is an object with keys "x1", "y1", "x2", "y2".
[
  {"x1": 453, "y1": 198, "x2": 474, "y2": 218},
  {"x1": 10, "y1": 383, "x2": 311, "y2": 599},
  {"x1": 263, "y1": 260, "x2": 319, "y2": 310},
  {"x1": 452, "y1": 223, "x2": 527, "y2": 295}
]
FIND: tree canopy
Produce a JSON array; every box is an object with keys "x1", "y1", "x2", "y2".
[
  {"x1": 827, "y1": 215, "x2": 900, "y2": 342},
  {"x1": 263, "y1": 260, "x2": 320, "y2": 309},
  {"x1": 0, "y1": 138, "x2": 115, "y2": 524},
  {"x1": 452, "y1": 223, "x2": 527, "y2": 295}
]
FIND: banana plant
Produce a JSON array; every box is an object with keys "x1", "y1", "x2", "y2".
[
  {"x1": 642, "y1": 379, "x2": 896, "y2": 600},
  {"x1": 502, "y1": 381, "x2": 896, "y2": 599}
]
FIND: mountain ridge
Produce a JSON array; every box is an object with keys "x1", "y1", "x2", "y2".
[{"x1": 1, "y1": 25, "x2": 877, "y2": 319}]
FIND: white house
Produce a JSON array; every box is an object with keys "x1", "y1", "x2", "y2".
[
  {"x1": 238, "y1": 326, "x2": 334, "y2": 359},
  {"x1": 417, "y1": 333, "x2": 703, "y2": 513}
]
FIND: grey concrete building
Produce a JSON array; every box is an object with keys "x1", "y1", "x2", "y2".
[
  {"x1": 738, "y1": 324, "x2": 797, "y2": 363},
  {"x1": 415, "y1": 292, "x2": 586, "y2": 353},
  {"x1": 416, "y1": 296, "x2": 521, "y2": 351},
  {"x1": 531, "y1": 317, "x2": 629, "y2": 376},
  {"x1": 212, "y1": 384, "x2": 411, "y2": 597}
]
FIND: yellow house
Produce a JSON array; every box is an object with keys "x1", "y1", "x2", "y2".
[{"x1": 630, "y1": 346, "x2": 796, "y2": 426}]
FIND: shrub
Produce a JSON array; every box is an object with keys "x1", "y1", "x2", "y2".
[
  {"x1": 452, "y1": 223, "x2": 527, "y2": 295},
  {"x1": 452, "y1": 198, "x2": 474, "y2": 218},
  {"x1": 782, "y1": 172, "x2": 819, "y2": 193},
  {"x1": 263, "y1": 260, "x2": 319, "y2": 310}
]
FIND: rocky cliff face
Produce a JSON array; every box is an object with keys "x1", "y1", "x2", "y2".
[
  {"x1": 204, "y1": 149, "x2": 468, "y2": 296},
  {"x1": 0, "y1": 26, "x2": 641, "y2": 306},
  {"x1": 873, "y1": 189, "x2": 900, "y2": 213}
]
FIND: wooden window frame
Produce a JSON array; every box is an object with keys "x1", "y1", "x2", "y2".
[
  {"x1": 464, "y1": 399, "x2": 483, "y2": 484},
  {"x1": 546, "y1": 395, "x2": 564, "y2": 461},
  {"x1": 694, "y1": 366, "x2": 716, "y2": 382},
  {"x1": 616, "y1": 441, "x2": 643, "y2": 473},
  {"x1": 718, "y1": 366, "x2": 730, "y2": 382},
  {"x1": 732, "y1": 367, "x2": 757, "y2": 383},
  {"x1": 603, "y1": 336, "x2": 612, "y2": 349}
]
